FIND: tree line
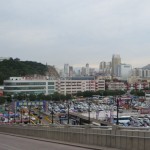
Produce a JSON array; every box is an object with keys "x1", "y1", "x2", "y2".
[
  {"x1": 0, "y1": 90, "x2": 126, "y2": 104},
  {"x1": 0, "y1": 89, "x2": 147, "y2": 105}
]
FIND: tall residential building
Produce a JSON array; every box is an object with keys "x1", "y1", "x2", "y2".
[
  {"x1": 131, "y1": 65, "x2": 150, "y2": 80},
  {"x1": 143, "y1": 69, "x2": 150, "y2": 78},
  {"x1": 69, "y1": 66, "x2": 74, "y2": 77},
  {"x1": 89, "y1": 68, "x2": 95, "y2": 76},
  {"x1": 81, "y1": 67, "x2": 86, "y2": 76},
  {"x1": 132, "y1": 68, "x2": 143, "y2": 77},
  {"x1": 117, "y1": 64, "x2": 132, "y2": 81},
  {"x1": 142, "y1": 64, "x2": 150, "y2": 79},
  {"x1": 112, "y1": 54, "x2": 121, "y2": 77},
  {"x1": 99, "y1": 61, "x2": 106, "y2": 71},
  {"x1": 86, "y1": 63, "x2": 89, "y2": 76},
  {"x1": 99, "y1": 61, "x2": 111, "y2": 74},
  {"x1": 64, "y1": 64, "x2": 69, "y2": 77}
]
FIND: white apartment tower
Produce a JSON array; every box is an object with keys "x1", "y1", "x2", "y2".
[
  {"x1": 112, "y1": 54, "x2": 121, "y2": 77},
  {"x1": 81, "y1": 67, "x2": 86, "y2": 76},
  {"x1": 99, "y1": 61, "x2": 111, "y2": 74},
  {"x1": 132, "y1": 68, "x2": 143, "y2": 77},
  {"x1": 69, "y1": 66, "x2": 73, "y2": 77},
  {"x1": 64, "y1": 64, "x2": 69, "y2": 77},
  {"x1": 117, "y1": 64, "x2": 132, "y2": 81},
  {"x1": 86, "y1": 63, "x2": 89, "y2": 76}
]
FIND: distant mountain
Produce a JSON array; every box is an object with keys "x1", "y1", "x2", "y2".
[
  {"x1": 142, "y1": 64, "x2": 150, "y2": 69},
  {"x1": 0, "y1": 58, "x2": 59, "y2": 84}
]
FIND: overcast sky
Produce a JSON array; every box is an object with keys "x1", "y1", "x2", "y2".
[{"x1": 0, "y1": 0, "x2": 150, "y2": 69}]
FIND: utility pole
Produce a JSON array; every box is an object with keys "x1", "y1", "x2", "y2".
[
  {"x1": 13, "y1": 102, "x2": 16, "y2": 123},
  {"x1": 8, "y1": 106, "x2": 10, "y2": 123},
  {"x1": 88, "y1": 100, "x2": 91, "y2": 124},
  {"x1": 21, "y1": 109, "x2": 23, "y2": 123},
  {"x1": 116, "y1": 96, "x2": 119, "y2": 125},
  {"x1": 29, "y1": 105, "x2": 31, "y2": 124},
  {"x1": 67, "y1": 102, "x2": 70, "y2": 124},
  {"x1": 11, "y1": 95, "x2": 16, "y2": 124},
  {"x1": 39, "y1": 105, "x2": 41, "y2": 124},
  {"x1": 51, "y1": 104, "x2": 54, "y2": 124}
]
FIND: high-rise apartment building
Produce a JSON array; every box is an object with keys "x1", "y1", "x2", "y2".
[
  {"x1": 81, "y1": 67, "x2": 86, "y2": 76},
  {"x1": 132, "y1": 68, "x2": 143, "y2": 77},
  {"x1": 89, "y1": 68, "x2": 95, "y2": 76},
  {"x1": 132, "y1": 65, "x2": 150, "y2": 80},
  {"x1": 99, "y1": 61, "x2": 111, "y2": 74},
  {"x1": 99, "y1": 61, "x2": 106, "y2": 71},
  {"x1": 64, "y1": 64, "x2": 69, "y2": 77},
  {"x1": 69, "y1": 66, "x2": 74, "y2": 77},
  {"x1": 117, "y1": 64, "x2": 132, "y2": 81},
  {"x1": 86, "y1": 63, "x2": 89, "y2": 76},
  {"x1": 112, "y1": 54, "x2": 121, "y2": 77}
]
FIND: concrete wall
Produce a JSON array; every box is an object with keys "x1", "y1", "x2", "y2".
[{"x1": 0, "y1": 125, "x2": 150, "y2": 150}]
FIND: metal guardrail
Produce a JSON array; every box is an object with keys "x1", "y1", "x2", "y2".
[
  {"x1": 0, "y1": 123, "x2": 111, "y2": 129},
  {"x1": 1, "y1": 121, "x2": 150, "y2": 131},
  {"x1": 118, "y1": 126, "x2": 150, "y2": 130}
]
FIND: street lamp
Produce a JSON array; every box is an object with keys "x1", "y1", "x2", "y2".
[{"x1": 87, "y1": 98, "x2": 91, "y2": 124}]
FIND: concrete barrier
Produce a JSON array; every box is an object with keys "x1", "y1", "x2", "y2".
[{"x1": 0, "y1": 124, "x2": 150, "y2": 150}]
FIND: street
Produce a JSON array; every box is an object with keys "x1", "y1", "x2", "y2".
[{"x1": 0, "y1": 134, "x2": 89, "y2": 150}]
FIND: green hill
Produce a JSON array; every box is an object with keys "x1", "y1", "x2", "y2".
[{"x1": 0, "y1": 58, "x2": 59, "y2": 84}]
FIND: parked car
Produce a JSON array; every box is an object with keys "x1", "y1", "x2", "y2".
[
  {"x1": 31, "y1": 117, "x2": 36, "y2": 121},
  {"x1": 38, "y1": 115, "x2": 43, "y2": 119}
]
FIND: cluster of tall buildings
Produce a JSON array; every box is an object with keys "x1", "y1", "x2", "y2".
[
  {"x1": 61, "y1": 63, "x2": 95, "y2": 77},
  {"x1": 99, "y1": 54, "x2": 132, "y2": 81},
  {"x1": 60, "y1": 54, "x2": 150, "y2": 83},
  {"x1": 61, "y1": 54, "x2": 132, "y2": 81}
]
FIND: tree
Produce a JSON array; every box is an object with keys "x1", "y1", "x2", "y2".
[
  {"x1": 0, "y1": 96, "x2": 6, "y2": 104},
  {"x1": 130, "y1": 89, "x2": 145, "y2": 96}
]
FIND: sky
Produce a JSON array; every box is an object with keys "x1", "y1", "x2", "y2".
[{"x1": 0, "y1": 0, "x2": 150, "y2": 69}]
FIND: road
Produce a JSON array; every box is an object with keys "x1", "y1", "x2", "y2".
[
  {"x1": 0, "y1": 134, "x2": 89, "y2": 150},
  {"x1": 81, "y1": 110, "x2": 138, "y2": 120}
]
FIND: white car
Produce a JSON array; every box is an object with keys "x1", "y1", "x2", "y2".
[{"x1": 31, "y1": 117, "x2": 36, "y2": 121}]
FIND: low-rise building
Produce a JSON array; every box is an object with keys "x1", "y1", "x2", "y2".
[
  {"x1": 3, "y1": 76, "x2": 105, "y2": 95},
  {"x1": 106, "y1": 81, "x2": 126, "y2": 90}
]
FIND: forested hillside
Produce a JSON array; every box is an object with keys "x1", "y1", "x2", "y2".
[{"x1": 0, "y1": 58, "x2": 58, "y2": 84}]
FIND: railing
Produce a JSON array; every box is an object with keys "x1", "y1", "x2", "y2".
[{"x1": 0, "y1": 124, "x2": 150, "y2": 150}]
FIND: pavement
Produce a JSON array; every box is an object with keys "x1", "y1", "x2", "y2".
[{"x1": 0, "y1": 132, "x2": 120, "y2": 150}]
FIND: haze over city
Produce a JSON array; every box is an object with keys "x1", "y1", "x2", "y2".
[{"x1": 0, "y1": 0, "x2": 150, "y2": 68}]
